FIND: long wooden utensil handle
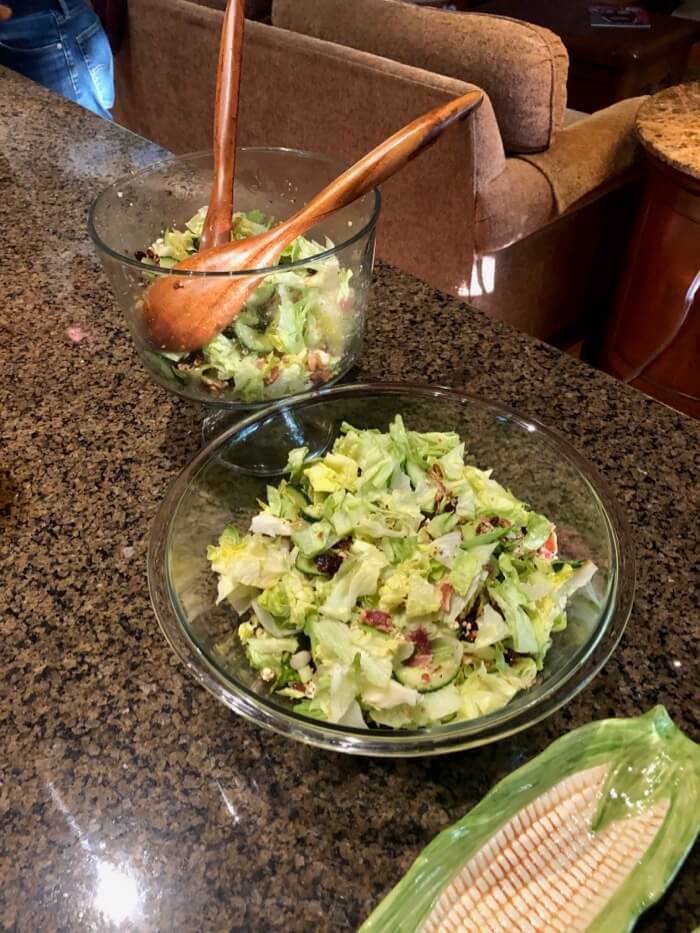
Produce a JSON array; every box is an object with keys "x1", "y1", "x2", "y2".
[
  {"x1": 144, "y1": 88, "x2": 484, "y2": 351},
  {"x1": 261, "y1": 89, "x2": 483, "y2": 251},
  {"x1": 200, "y1": 0, "x2": 245, "y2": 251}
]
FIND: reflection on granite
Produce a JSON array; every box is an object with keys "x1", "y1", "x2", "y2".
[
  {"x1": 1, "y1": 65, "x2": 698, "y2": 932},
  {"x1": 636, "y1": 81, "x2": 700, "y2": 179}
]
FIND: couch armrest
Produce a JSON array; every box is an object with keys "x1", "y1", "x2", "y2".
[
  {"x1": 272, "y1": 0, "x2": 569, "y2": 154},
  {"x1": 475, "y1": 159, "x2": 555, "y2": 254},
  {"x1": 474, "y1": 96, "x2": 644, "y2": 254},
  {"x1": 516, "y1": 96, "x2": 645, "y2": 214}
]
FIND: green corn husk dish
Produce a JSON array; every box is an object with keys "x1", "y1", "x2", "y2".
[{"x1": 361, "y1": 707, "x2": 699, "y2": 932}]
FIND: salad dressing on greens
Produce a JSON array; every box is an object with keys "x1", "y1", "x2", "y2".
[{"x1": 208, "y1": 416, "x2": 598, "y2": 729}]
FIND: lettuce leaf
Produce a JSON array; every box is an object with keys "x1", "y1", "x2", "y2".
[{"x1": 320, "y1": 541, "x2": 388, "y2": 621}]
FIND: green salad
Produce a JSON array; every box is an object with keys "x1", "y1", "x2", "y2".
[
  {"x1": 208, "y1": 417, "x2": 598, "y2": 729},
  {"x1": 140, "y1": 207, "x2": 357, "y2": 402}
]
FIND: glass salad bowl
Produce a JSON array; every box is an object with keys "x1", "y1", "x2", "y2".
[
  {"x1": 88, "y1": 148, "x2": 380, "y2": 434},
  {"x1": 148, "y1": 384, "x2": 635, "y2": 757}
]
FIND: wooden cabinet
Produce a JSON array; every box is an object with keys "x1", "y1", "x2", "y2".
[{"x1": 599, "y1": 85, "x2": 700, "y2": 419}]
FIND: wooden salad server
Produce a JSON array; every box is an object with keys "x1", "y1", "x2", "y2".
[
  {"x1": 143, "y1": 89, "x2": 483, "y2": 352},
  {"x1": 200, "y1": 0, "x2": 245, "y2": 251}
]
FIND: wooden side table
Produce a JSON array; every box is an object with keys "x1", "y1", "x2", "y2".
[
  {"x1": 600, "y1": 83, "x2": 700, "y2": 419},
  {"x1": 473, "y1": 0, "x2": 698, "y2": 113}
]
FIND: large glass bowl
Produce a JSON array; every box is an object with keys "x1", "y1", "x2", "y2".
[
  {"x1": 148, "y1": 384, "x2": 635, "y2": 757},
  {"x1": 88, "y1": 148, "x2": 380, "y2": 412}
]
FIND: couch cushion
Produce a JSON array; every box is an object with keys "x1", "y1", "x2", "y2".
[{"x1": 273, "y1": 0, "x2": 569, "y2": 153}]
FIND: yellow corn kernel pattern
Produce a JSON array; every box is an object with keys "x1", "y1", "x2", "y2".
[{"x1": 422, "y1": 765, "x2": 669, "y2": 932}]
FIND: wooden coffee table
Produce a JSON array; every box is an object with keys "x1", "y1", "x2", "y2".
[
  {"x1": 473, "y1": 0, "x2": 698, "y2": 112},
  {"x1": 600, "y1": 82, "x2": 700, "y2": 418}
]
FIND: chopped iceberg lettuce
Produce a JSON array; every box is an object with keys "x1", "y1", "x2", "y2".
[
  {"x1": 141, "y1": 208, "x2": 359, "y2": 403},
  {"x1": 208, "y1": 416, "x2": 599, "y2": 728}
]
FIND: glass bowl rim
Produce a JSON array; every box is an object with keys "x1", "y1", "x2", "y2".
[
  {"x1": 148, "y1": 382, "x2": 636, "y2": 756},
  {"x1": 87, "y1": 146, "x2": 382, "y2": 278}
]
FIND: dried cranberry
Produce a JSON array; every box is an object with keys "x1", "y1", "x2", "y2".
[
  {"x1": 314, "y1": 552, "x2": 343, "y2": 576},
  {"x1": 408, "y1": 626, "x2": 431, "y2": 656}
]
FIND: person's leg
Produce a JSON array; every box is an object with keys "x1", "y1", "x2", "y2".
[
  {"x1": 0, "y1": 6, "x2": 78, "y2": 102},
  {"x1": 54, "y1": 0, "x2": 114, "y2": 118},
  {"x1": 0, "y1": 0, "x2": 114, "y2": 119}
]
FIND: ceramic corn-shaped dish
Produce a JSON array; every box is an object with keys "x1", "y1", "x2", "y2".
[{"x1": 361, "y1": 707, "x2": 699, "y2": 932}]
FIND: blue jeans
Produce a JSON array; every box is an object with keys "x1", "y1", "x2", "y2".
[{"x1": 0, "y1": 0, "x2": 114, "y2": 119}]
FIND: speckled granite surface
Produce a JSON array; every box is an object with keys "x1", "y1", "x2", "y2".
[
  {"x1": 636, "y1": 81, "x2": 700, "y2": 179},
  {"x1": 1, "y1": 65, "x2": 698, "y2": 932}
]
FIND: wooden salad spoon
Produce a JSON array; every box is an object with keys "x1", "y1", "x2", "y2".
[
  {"x1": 143, "y1": 89, "x2": 483, "y2": 352},
  {"x1": 200, "y1": 0, "x2": 245, "y2": 251}
]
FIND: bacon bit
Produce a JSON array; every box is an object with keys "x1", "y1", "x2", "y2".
[
  {"x1": 362, "y1": 610, "x2": 394, "y2": 633},
  {"x1": 406, "y1": 652, "x2": 432, "y2": 668},
  {"x1": 336, "y1": 537, "x2": 353, "y2": 553},
  {"x1": 310, "y1": 369, "x2": 330, "y2": 385},
  {"x1": 339, "y1": 296, "x2": 354, "y2": 312},
  {"x1": 538, "y1": 529, "x2": 558, "y2": 560},
  {"x1": 134, "y1": 250, "x2": 147, "y2": 261},
  {"x1": 264, "y1": 366, "x2": 280, "y2": 385},
  {"x1": 201, "y1": 375, "x2": 228, "y2": 393},
  {"x1": 428, "y1": 464, "x2": 448, "y2": 502},
  {"x1": 289, "y1": 681, "x2": 306, "y2": 692},
  {"x1": 421, "y1": 672, "x2": 431, "y2": 683},
  {"x1": 476, "y1": 516, "x2": 511, "y2": 534},
  {"x1": 307, "y1": 350, "x2": 326, "y2": 372},
  {"x1": 146, "y1": 248, "x2": 160, "y2": 264},
  {"x1": 438, "y1": 580, "x2": 454, "y2": 612}
]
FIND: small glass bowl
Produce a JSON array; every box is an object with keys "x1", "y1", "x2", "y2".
[
  {"x1": 148, "y1": 384, "x2": 635, "y2": 757},
  {"x1": 88, "y1": 148, "x2": 380, "y2": 412}
]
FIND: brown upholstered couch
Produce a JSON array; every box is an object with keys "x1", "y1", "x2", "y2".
[{"x1": 113, "y1": 0, "x2": 645, "y2": 339}]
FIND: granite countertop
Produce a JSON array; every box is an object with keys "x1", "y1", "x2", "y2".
[
  {"x1": 636, "y1": 81, "x2": 700, "y2": 180},
  {"x1": 1, "y1": 66, "x2": 698, "y2": 932}
]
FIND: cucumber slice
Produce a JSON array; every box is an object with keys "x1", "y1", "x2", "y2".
[
  {"x1": 395, "y1": 635, "x2": 463, "y2": 693},
  {"x1": 295, "y1": 554, "x2": 326, "y2": 576},
  {"x1": 234, "y1": 318, "x2": 274, "y2": 353}
]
